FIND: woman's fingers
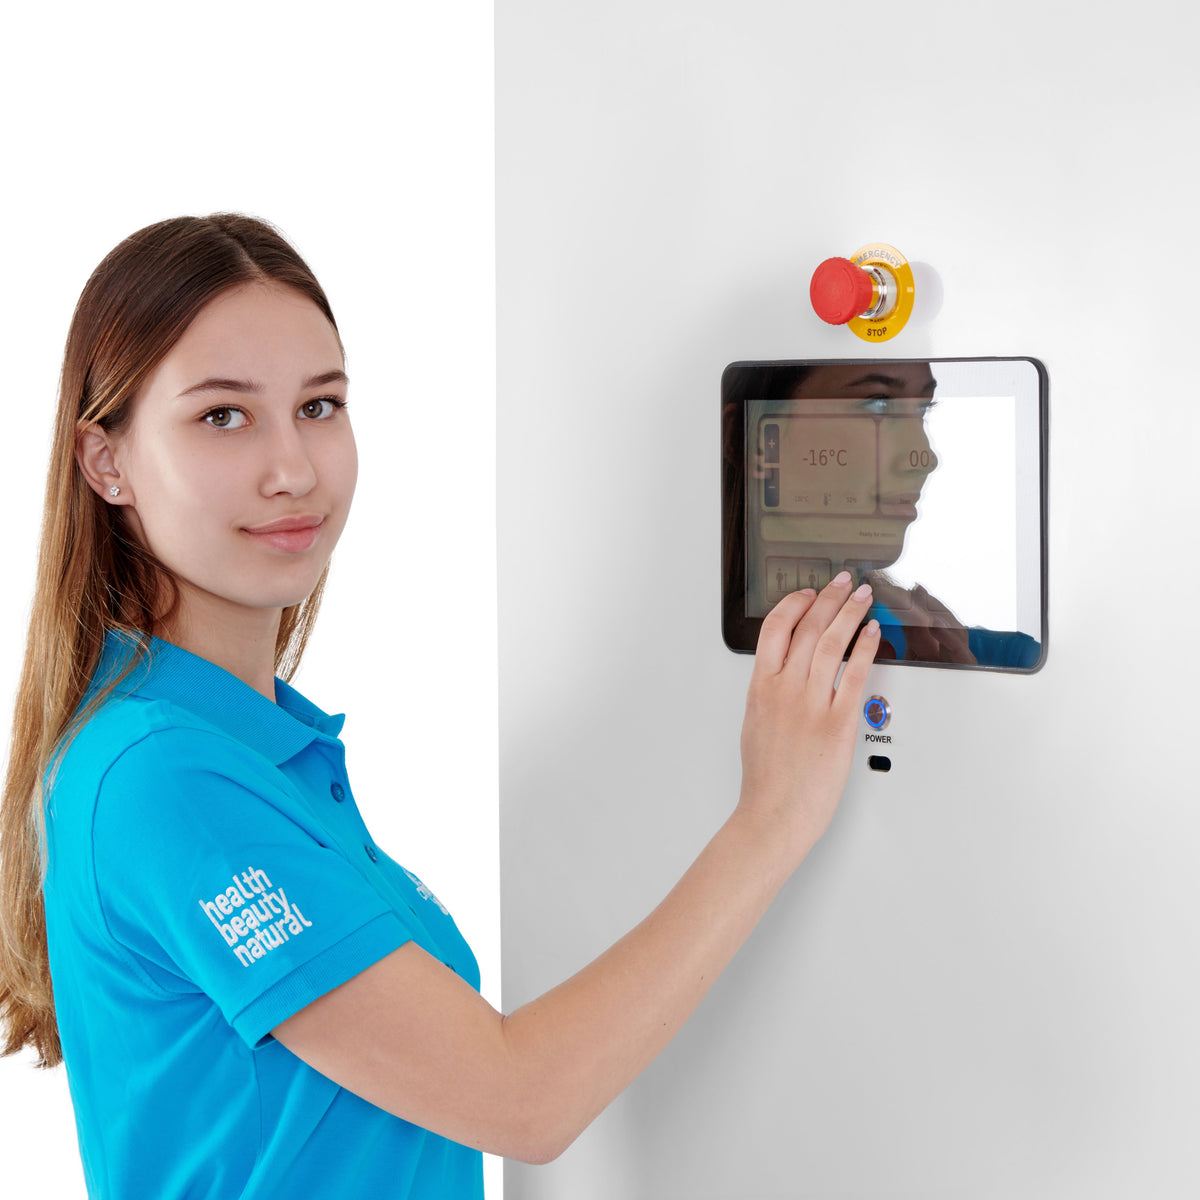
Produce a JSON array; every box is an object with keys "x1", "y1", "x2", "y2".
[
  {"x1": 753, "y1": 572, "x2": 879, "y2": 696},
  {"x1": 831, "y1": 618, "x2": 881, "y2": 722},
  {"x1": 778, "y1": 571, "x2": 852, "y2": 668},
  {"x1": 752, "y1": 588, "x2": 818, "y2": 679},
  {"x1": 804, "y1": 578, "x2": 877, "y2": 692},
  {"x1": 784, "y1": 573, "x2": 874, "y2": 684},
  {"x1": 908, "y1": 584, "x2": 975, "y2": 665},
  {"x1": 738, "y1": 576, "x2": 882, "y2": 852}
]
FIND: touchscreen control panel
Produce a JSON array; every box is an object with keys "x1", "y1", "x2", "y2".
[{"x1": 721, "y1": 358, "x2": 1048, "y2": 672}]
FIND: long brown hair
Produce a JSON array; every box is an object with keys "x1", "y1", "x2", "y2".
[{"x1": 0, "y1": 213, "x2": 341, "y2": 1067}]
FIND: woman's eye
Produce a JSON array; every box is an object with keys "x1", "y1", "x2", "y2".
[
  {"x1": 858, "y1": 395, "x2": 893, "y2": 414},
  {"x1": 855, "y1": 394, "x2": 937, "y2": 416},
  {"x1": 298, "y1": 397, "x2": 344, "y2": 420},
  {"x1": 203, "y1": 407, "x2": 246, "y2": 429}
]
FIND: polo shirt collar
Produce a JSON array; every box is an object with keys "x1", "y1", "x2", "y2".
[{"x1": 93, "y1": 630, "x2": 346, "y2": 765}]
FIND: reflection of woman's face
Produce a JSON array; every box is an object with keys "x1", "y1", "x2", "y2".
[{"x1": 791, "y1": 363, "x2": 938, "y2": 522}]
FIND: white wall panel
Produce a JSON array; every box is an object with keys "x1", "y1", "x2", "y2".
[{"x1": 498, "y1": 2, "x2": 1199, "y2": 1196}]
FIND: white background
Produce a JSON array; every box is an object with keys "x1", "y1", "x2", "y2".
[
  {"x1": 498, "y1": 1, "x2": 1200, "y2": 1197},
  {"x1": 892, "y1": 392, "x2": 1020, "y2": 633},
  {"x1": 0, "y1": 3, "x2": 498, "y2": 1195}
]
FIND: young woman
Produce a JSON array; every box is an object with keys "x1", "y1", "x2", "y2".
[{"x1": 0, "y1": 213, "x2": 881, "y2": 1199}]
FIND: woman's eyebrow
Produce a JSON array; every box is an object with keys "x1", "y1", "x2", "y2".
[
  {"x1": 174, "y1": 369, "x2": 349, "y2": 400},
  {"x1": 843, "y1": 372, "x2": 938, "y2": 394},
  {"x1": 304, "y1": 369, "x2": 350, "y2": 389}
]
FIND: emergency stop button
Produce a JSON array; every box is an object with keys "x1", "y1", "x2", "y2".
[
  {"x1": 810, "y1": 258, "x2": 876, "y2": 325},
  {"x1": 808, "y1": 242, "x2": 916, "y2": 343}
]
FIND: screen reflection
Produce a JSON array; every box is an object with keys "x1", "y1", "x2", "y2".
[{"x1": 724, "y1": 360, "x2": 1045, "y2": 671}]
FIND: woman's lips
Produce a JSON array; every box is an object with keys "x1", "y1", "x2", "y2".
[
  {"x1": 879, "y1": 493, "x2": 920, "y2": 517},
  {"x1": 241, "y1": 516, "x2": 324, "y2": 552}
]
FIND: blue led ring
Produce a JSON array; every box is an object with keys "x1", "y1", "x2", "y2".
[{"x1": 863, "y1": 695, "x2": 891, "y2": 730}]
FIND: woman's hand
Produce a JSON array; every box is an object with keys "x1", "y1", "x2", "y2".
[
  {"x1": 867, "y1": 575, "x2": 977, "y2": 666},
  {"x1": 736, "y1": 572, "x2": 880, "y2": 855},
  {"x1": 276, "y1": 574, "x2": 881, "y2": 1164}
]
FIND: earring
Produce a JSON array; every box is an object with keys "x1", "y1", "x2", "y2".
[{"x1": 108, "y1": 486, "x2": 121, "y2": 497}]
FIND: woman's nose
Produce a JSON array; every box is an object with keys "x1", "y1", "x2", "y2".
[
  {"x1": 259, "y1": 423, "x2": 317, "y2": 497},
  {"x1": 901, "y1": 424, "x2": 937, "y2": 476},
  {"x1": 907, "y1": 442, "x2": 937, "y2": 475}
]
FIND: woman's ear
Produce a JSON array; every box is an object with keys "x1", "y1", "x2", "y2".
[{"x1": 75, "y1": 422, "x2": 131, "y2": 504}]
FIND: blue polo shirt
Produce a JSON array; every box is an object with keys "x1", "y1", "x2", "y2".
[
  {"x1": 867, "y1": 600, "x2": 1043, "y2": 669},
  {"x1": 43, "y1": 631, "x2": 484, "y2": 1200}
]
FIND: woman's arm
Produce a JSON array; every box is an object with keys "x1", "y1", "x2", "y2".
[{"x1": 273, "y1": 576, "x2": 880, "y2": 1163}]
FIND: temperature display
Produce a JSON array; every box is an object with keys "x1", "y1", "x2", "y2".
[
  {"x1": 758, "y1": 414, "x2": 932, "y2": 521},
  {"x1": 804, "y1": 449, "x2": 848, "y2": 466},
  {"x1": 760, "y1": 417, "x2": 875, "y2": 513}
]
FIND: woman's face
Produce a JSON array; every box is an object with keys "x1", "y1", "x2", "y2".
[
  {"x1": 792, "y1": 362, "x2": 939, "y2": 518},
  {"x1": 106, "y1": 281, "x2": 357, "y2": 628}
]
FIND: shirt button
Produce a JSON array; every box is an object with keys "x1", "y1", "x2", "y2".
[
  {"x1": 331, "y1": 783, "x2": 345, "y2": 802},
  {"x1": 364, "y1": 844, "x2": 378, "y2": 863}
]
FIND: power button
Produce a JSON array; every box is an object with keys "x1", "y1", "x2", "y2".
[{"x1": 864, "y1": 695, "x2": 891, "y2": 730}]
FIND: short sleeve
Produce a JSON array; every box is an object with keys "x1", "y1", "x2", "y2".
[{"x1": 91, "y1": 724, "x2": 413, "y2": 1047}]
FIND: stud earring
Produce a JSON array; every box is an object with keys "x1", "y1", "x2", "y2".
[{"x1": 109, "y1": 486, "x2": 121, "y2": 497}]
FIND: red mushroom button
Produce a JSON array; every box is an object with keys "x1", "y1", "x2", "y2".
[{"x1": 810, "y1": 257, "x2": 875, "y2": 325}]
